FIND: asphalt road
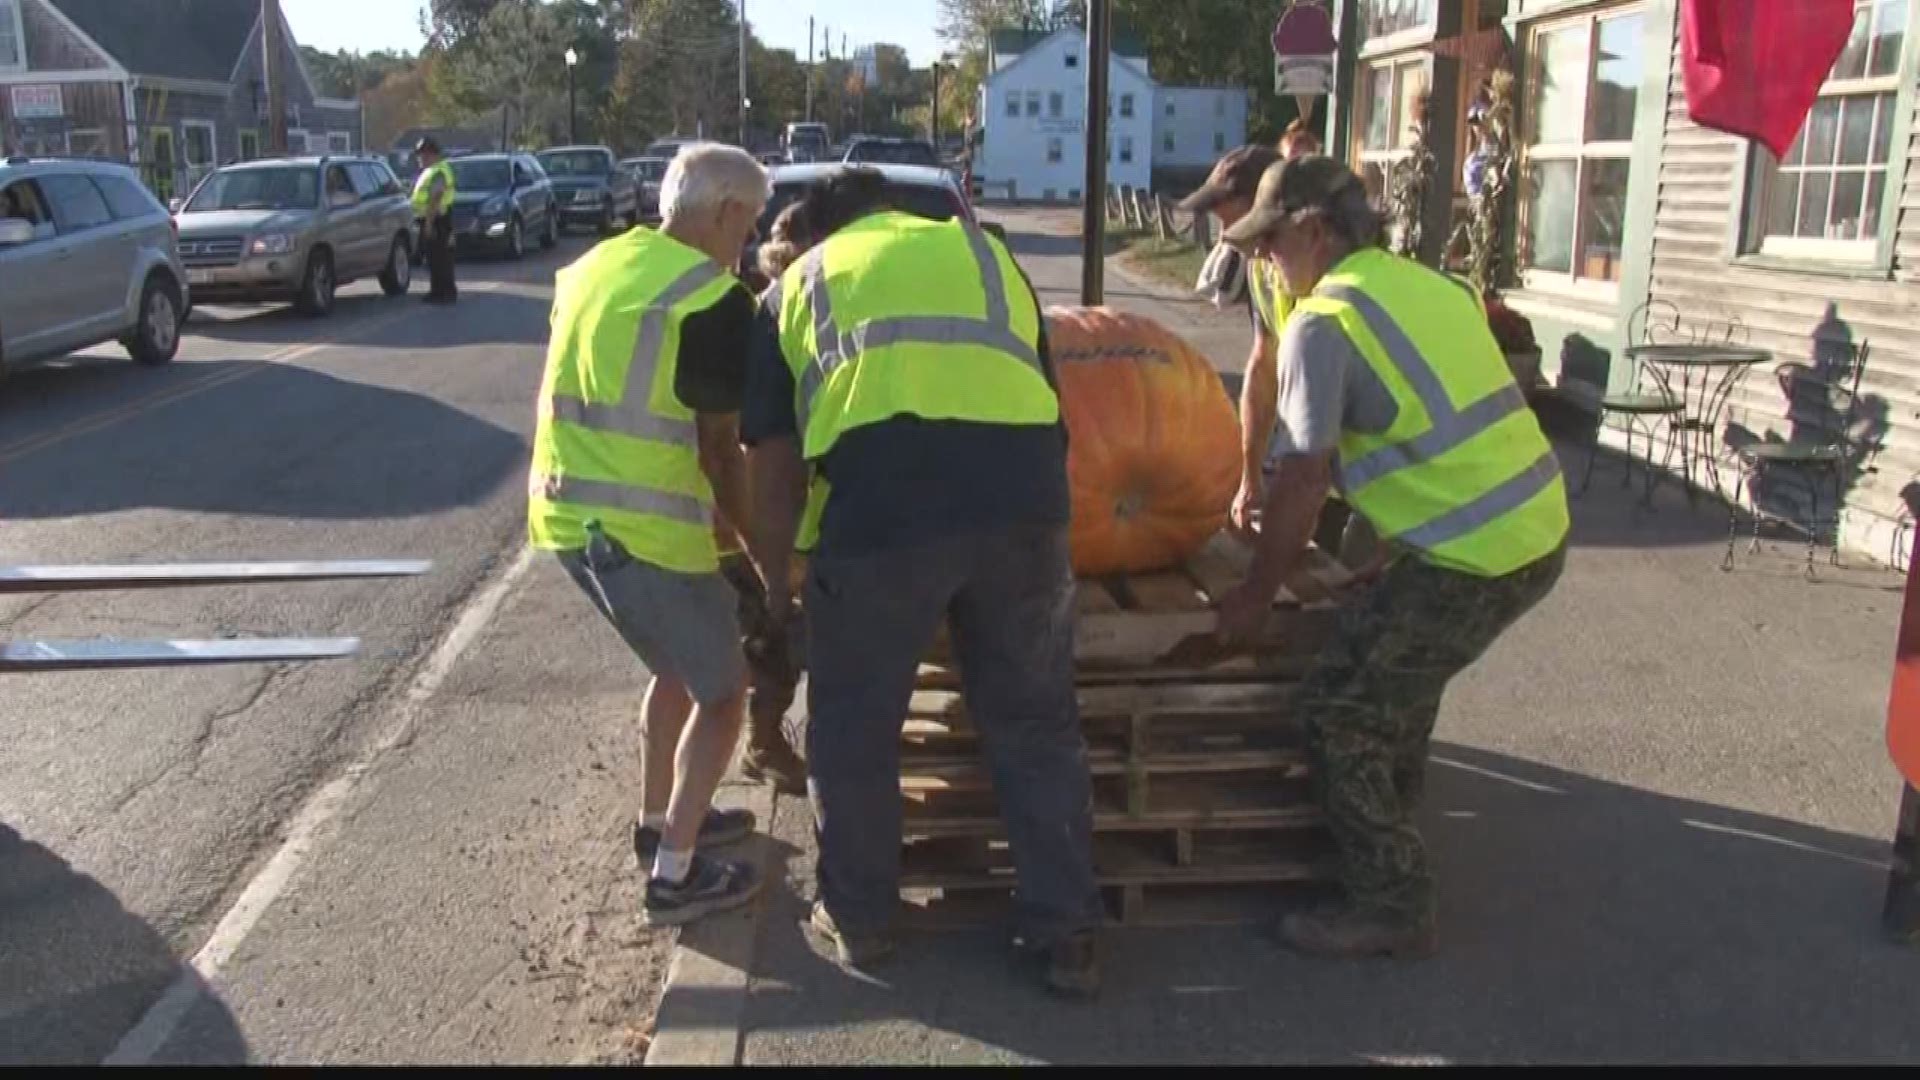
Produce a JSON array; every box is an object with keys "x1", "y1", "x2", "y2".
[{"x1": 0, "y1": 233, "x2": 681, "y2": 1064}]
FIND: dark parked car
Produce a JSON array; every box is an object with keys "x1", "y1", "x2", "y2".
[
  {"x1": 536, "y1": 145, "x2": 637, "y2": 235},
  {"x1": 618, "y1": 156, "x2": 670, "y2": 225},
  {"x1": 445, "y1": 153, "x2": 558, "y2": 259},
  {"x1": 842, "y1": 137, "x2": 942, "y2": 169}
]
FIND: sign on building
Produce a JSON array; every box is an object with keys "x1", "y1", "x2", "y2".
[
  {"x1": 1273, "y1": 3, "x2": 1338, "y2": 121},
  {"x1": 9, "y1": 85, "x2": 65, "y2": 121}
]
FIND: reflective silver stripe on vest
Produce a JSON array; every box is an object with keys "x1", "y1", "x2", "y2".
[
  {"x1": 1394, "y1": 450, "x2": 1562, "y2": 550},
  {"x1": 548, "y1": 259, "x2": 724, "y2": 444},
  {"x1": 794, "y1": 223, "x2": 1039, "y2": 430},
  {"x1": 1318, "y1": 284, "x2": 1533, "y2": 491},
  {"x1": 532, "y1": 473, "x2": 708, "y2": 525}
]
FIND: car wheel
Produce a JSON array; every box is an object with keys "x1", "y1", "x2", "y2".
[
  {"x1": 378, "y1": 234, "x2": 413, "y2": 296},
  {"x1": 293, "y1": 249, "x2": 336, "y2": 317},
  {"x1": 506, "y1": 216, "x2": 526, "y2": 260},
  {"x1": 541, "y1": 209, "x2": 558, "y2": 250},
  {"x1": 124, "y1": 273, "x2": 183, "y2": 366}
]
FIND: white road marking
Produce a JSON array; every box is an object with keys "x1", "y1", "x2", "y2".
[
  {"x1": 105, "y1": 545, "x2": 538, "y2": 1065},
  {"x1": 1683, "y1": 818, "x2": 1889, "y2": 870},
  {"x1": 1430, "y1": 756, "x2": 1565, "y2": 795}
]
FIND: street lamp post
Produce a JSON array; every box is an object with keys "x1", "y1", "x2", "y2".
[{"x1": 565, "y1": 47, "x2": 579, "y2": 145}]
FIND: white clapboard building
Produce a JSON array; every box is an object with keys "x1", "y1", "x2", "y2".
[{"x1": 972, "y1": 27, "x2": 1249, "y2": 202}]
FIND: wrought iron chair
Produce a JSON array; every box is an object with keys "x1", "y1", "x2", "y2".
[
  {"x1": 1577, "y1": 300, "x2": 1687, "y2": 504},
  {"x1": 1722, "y1": 339, "x2": 1875, "y2": 579}
]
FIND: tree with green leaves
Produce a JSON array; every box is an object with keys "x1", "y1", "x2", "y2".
[{"x1": 437, "y1": 0, "x2": 574, "y2": 147}]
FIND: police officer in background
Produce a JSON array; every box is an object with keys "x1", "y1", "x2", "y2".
[
  {"x1": 744, "y1": 168, "x2": 1102, "y2": 998},
  {"x1": 411, "y1": 137, "x2": 458, "y2": 305}
]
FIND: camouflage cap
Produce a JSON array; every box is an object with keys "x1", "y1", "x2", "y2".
[
  {"x1": 1220, "y1": 154, "x2": 1366, "y2": 248},
  {"x1": 1176, "y1": 144, "x2": 1281, "y2": 214}
]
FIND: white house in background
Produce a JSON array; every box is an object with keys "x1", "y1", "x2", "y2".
[{"x1": 973, "y1": 26, "x2": 1248, "y2": 202}]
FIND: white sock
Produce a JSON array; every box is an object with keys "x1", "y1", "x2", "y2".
[
  {"x1": 641, "y1": 812, "x2": 668, "y2": 831},
  {"x1": 652, "y1": 846, "x2": 694, "y2": 884}
]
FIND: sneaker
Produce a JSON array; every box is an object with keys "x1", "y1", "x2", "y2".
[
  {"x1": 1014, "y1": 929, "x2": 1102, "y2": 1001},
  {"x1": 642, "y1": 853, "x2": 763, "y2": 926},
  {"x1": 807, "y1": 901, "x2": 897, "y2": 970},
  {"x1": 632, "y1": 807, "x2": 757, "y2": 863}
]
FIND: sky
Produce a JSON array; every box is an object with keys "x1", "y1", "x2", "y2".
[{"x1": 282, "y1": 0, "x2": 947, "y2": 65}]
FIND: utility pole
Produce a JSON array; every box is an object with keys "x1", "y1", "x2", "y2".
[
  {"x1": 930, "y1": 60, "x2": 940, "y2": 145},
  {"x1": 806, "y1": 16, "x2": 814, "y2": 122},
  {"x1": 738, "y1": 0, "x2": 749, "y2": 146},
  {"x1": 1081, "y1": 0, "x2": 1110, "y2": 306},
  {"x1": 261, "y1": 0, "x2": 287, "y2": 154}
]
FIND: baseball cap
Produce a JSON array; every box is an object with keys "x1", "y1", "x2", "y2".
[
  {"x1": 1219, "y1": 154, "x2": 1365, "y2": 248},
  {"x1": 1177, "y1": 144, "x2": 1281, "y2": 214}
]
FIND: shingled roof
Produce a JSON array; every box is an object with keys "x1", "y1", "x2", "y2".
[{"x1": 48, "y1": 0, "x2": 262, "y2": 82}]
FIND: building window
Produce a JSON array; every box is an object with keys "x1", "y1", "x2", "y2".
[
  {"x1": 182, "y1": 120, "x2": 218, "y2": 185},
  {"x1": 1065, "y1": 53, "x2": 1079, "y2": 68},
  {"x1": 1359, "y1": 0, "x2": 1438, "y2": 43},
  {"x1": 1215, "y1": 96, "x2": 1225, "y2": 117},
  {"x1": 1166, "y1": 100, "x2": 1176, "y2": 117},
  {"x1": 1214, "y1": 130, "x2": 1227, "y2": 153},
  {"x1": 1026, "y1": 91, "x2": 1041, "y2": 117},
  {"x1": 328, "y1": 131, "x2": 352, "y2": 153},
  {"x1": 1120, "y1": 93, "x2": 1135, "y2": 118},
  {"x1": 68, "y1": 128, "x2": 108, "y2": 158},
  {"x1": 1164, "y1": 131, "x2": 1176, "y2": 154},
  {"x1": 1049, "y1": 91, "x2": 1063, "y2": 119},
  {"x1": 239, "y1": 130, "x2": 261, "y2": 160},
  {"x1": 1516, "y1": 6, "x2": 1645, "y2": 289},
  {"x1": 1119, "y1": 135, "x2": 1134, "y2": 163},
  {"x1": 1006, "y1": 91, "x2": 1020, "y2": 118},
  {"x1": 1741, "y1": 0, "x2": 1908, "y2": 261},
  {"x1": 1354, "y1": 56, "x2": 1428, "y2": 201},
  {"x1": 1047, "y1": 136, "x2": 1063, "y2": 163},
  {"x1": 0, "y1": 0, "x2": 23, "y2": 72}
]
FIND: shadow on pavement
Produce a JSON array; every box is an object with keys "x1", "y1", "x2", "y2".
[
  {"x1": 736, "y1": 747, "x2": 1917, "y2": 1064},
  {"x1": 0, "y1": 824, "x2": 247, "y2": 1064},
  {"x1": 1, "y1": 360, "x2": 525, "y2": 522}
]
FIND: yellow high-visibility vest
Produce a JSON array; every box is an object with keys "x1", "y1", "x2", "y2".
[
  {"x1": 528, "y1": 228, "x2": 738, "y2": 573},
  {"x1": 1296, "y1": 247, "x2": 1568, "y2": 578},
  {"x1": 776, "y1": 210, "x2": 1057, "y2": 463},
  {"x1": 410, "y1": 159, "x2": 456, "y2": 218}
]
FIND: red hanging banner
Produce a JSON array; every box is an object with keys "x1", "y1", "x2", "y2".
[{"x1": 1679, "y1": 0, "x2": 1855, "y2": 160}]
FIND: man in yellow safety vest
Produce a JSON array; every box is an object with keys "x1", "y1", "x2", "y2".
[
  {"x1": 1215, "y1": 155, "x2": 1569, "y2": 960},
  {"x1": 410, "y1": 137, "x2": 458, "y2": 305},
  {"x1": 742, "y1": 168, "x2": 1102, "y2": 997},
  {"x1": 528, "y1": 143, "x2": 772, "y2": 926}
]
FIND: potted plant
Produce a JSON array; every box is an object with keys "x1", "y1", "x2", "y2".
[{"x1": 1484, "y1": 291, "x2": 1542, "y2": 394}]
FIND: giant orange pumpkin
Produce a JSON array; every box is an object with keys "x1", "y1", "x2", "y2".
[{"x1": 1048, "y1": 306, "x2": 1240, "y2": 575}]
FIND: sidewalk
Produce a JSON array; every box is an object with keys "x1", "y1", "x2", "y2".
[{"x1": 648, "y1": 211, "x2": 1920, "y2": 1065}]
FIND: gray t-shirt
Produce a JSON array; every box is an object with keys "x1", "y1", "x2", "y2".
[{"x1": 1267, "y1": 310, "x2": 1399, "y2": 466}]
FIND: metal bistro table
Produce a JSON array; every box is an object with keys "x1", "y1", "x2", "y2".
[{"x1": 1622, "y1": 341, "x2": 1772, "y2": 504}]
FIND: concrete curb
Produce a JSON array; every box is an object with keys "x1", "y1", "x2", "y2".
[{"x1": 641, "y1": 780, "x2": 778, "y2": 1067}]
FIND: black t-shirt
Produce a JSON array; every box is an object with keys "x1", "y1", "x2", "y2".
[
  {"x1": 741, "y1": 277, "x2": 1070, "y2": 557},
  {"x1": 672, "y1": 283, "x2": 755, "y2": 413}
]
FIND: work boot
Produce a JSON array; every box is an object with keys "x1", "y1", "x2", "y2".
[
  {"x1": 1012, "y1": 928, "x2": 1102, "y2": 1001},
  {"x1": 808, "y1": 901, "x2": 897, "y2": 971},
  {"x1": 1275, "y1": 902, "x2": 1438, "y2": 961},
  {"x1": 741, "y1": 724, "x2": 808, "y2": 795}
]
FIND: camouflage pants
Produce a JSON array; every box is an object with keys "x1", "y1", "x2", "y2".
[
  {"x1": 718, "y1": 554, "x2": 804, "y2": 738},
  {"x1": 1298, "y1": 543, "x2": 1567, "y2": 922}
]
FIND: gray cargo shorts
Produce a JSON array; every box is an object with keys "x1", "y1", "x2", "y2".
[{"x1": 556, "y1": 526, "x2": 746, "y2": 707}]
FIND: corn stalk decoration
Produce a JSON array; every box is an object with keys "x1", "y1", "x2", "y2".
[
  {"x1": 1449, "y1": 68, "x2": 1516, "y2": 295},
  {"x1": 1385, "y1": 90, "x2": 1435, "y2": 260}
]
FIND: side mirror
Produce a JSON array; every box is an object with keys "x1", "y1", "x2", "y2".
[
  {"x1": 980, "y1": 220, "x2": 1008, "y2": 242},
  {"x1": 168, "y1": 197, "x2": 184, "y2": 214},
  {"x1": 0, "y1": 217, "x2": 34, "y2": 246}
]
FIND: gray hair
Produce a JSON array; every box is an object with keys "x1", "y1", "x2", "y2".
[
  {"x1": 659, "y1": 142, "x2": 771, "y2": 222},
  {"x1": 1297, "y1": 183, "x2": 1385, "y2": 250}
]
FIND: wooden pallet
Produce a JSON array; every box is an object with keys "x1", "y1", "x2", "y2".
[{"x1": 893, "y1": 532, "x2": 1350, "y2": 925}]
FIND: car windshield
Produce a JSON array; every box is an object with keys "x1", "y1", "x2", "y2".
[
  {"x1": 449, "y1": 159, "x2": 512, "y2": 191},
  {"x1": 185, "y1": 167, "x2": 318, "y2": 212},
  {"x1": 538, "y1": 151, "x2": 611, "y2": 177},
  {"x1": 758, "y1": 179, "x2": 960, "y2": 237},
  {"x1": 847, "y1": 142, "x2": 939, "y2": 167},
  {"x1": 624, "y1": 160, "x2": 667, "y2": 181}
]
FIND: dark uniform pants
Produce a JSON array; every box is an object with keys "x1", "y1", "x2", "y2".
[
  {"x1": 424, "y1": 215, "x2": 457, "y2": 301},
  {"x1": 804, "y1": 525, "x2": 1102, "y2": 946},
  {"x1": 1297, "y1": 542, "x2": 1566, "y2": 922}
]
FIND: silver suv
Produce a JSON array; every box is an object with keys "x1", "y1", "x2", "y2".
[
  {"x1": 173, "y1": 155, "x2": 416, "y2": 316},
  {"x1": 0, "y1": 156, "x2": 187, "y2": 372}
]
